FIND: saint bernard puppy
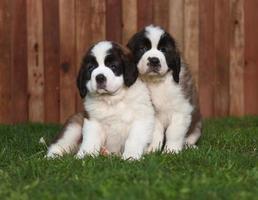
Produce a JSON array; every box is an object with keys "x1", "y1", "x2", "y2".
[
  {"x1": 47, "y1": 41, "x2": 155, "y2": 160},
  {"x1": 127, "y1": 25, "x2": 202, "y2": 153}
]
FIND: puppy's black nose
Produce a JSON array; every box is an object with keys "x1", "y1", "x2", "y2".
[
  {"x1": 148, "y1": 57, "x2": 160, "y2": 66},
  {"x1": 96, "y1": 74, "x2": 106, "y2": 84}
]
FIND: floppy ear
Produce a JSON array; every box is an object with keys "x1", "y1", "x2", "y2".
[
  {"x1": 76, "y1": 66, "x2": 88, "y2": 98},
  {"x1": 168, "y1": 47, "x2": 181, "y2": 83},
  {"x1": 123, "y1": 54, "x2": 138, "y2": 87}
]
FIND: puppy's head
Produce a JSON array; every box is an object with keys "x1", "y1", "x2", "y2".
[
  {"x1": 127, "y1": 25, "x2": 181, "y2": 83},
  {"x1": 77, "y1": 41, "x2": 138, "y2": 98}
]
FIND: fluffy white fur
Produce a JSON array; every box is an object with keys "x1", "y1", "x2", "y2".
[
  {"x1": 145, "y1": 68, "x2": 193, "y2": 153},
  {"x1": 145, "y1": 25, "x2": 164, "y2": 47},
  {"x1": 76, "y1": 79, "x2": 155, "y2": 159}
]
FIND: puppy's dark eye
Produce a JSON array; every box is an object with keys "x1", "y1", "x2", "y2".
[
  {"x1": 88, "y1": 65, "x2": 96, "y2": 72},
  {"x1": 110, "y1": 65, "x2": 117, "y2": 71},
  {"x1": 139, "y1": 46, "x2": 148, "y2": 52},
  {"x1": 159, "y1": 47, "x2": 167, "y2": 53}
]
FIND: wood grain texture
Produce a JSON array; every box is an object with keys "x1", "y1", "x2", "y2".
[
  {"x1": 137, "y1": 0, "x2": 153, "y2": 30},
  {"x1": 1, "y1": 0, "x2": 258, "y2": 124},
  {"x1": 106, "y1": 0, "x2": 122, "y2": 43},
  {"x1": 26, "y1": 0, "x2": 45, "y2": 122},
  {"x1": 59, "y1": 0, "x2": 76, "y2": 123},
  {"x1": 244, "y1": 0, "x2": 258, "y2": 115},
  {"x1": 75, "y1": 0, "x2": 92, "y2": 112},
  {"x1": 10, "y1": 0, "x2": 28, "y2": 123},
  {"x1": 91, "y1": 0, "x2": 106, "y2": 42},
  {"x1": 229, "y1": 0, "x2": 244, "y2": 116},
  {"x1": 122, "y1": 0, "x2": 137, "y2": 45},
  {"x1": 0, "y1": 0, "x2": 11, "y2": 123},
  {"x1": 214, "y1": 0, "x2": 230, "y2": 117},
  {"x1": 153, "y1": 0, "x2": 169, "y2": 30},
  {"x1": 199, "y1": 0, "x2": 215, "y2": 118},
  {"x1": 43, "y1": 0, "x2": 60, "y2": 122},
  {"x1": 184, "y1": 0, "x2": 199, "y2": 88},
  {"x1": 169, "y1": 0, "x2": 184, "y2": 52}
]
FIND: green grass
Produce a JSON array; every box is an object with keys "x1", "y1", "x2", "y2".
[{"x1": 0, "y1": 117, "x2": 258, "y2": 200}]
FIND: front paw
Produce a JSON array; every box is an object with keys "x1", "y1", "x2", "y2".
[
  {"x1": 46, "y1": 145, "x2": 63, "y2": 159},
  {"x1": 45, "y1": 152, "x2": 60, "y2": 159},
  {"x1": 122, "y1": 152, "x2": 141, "y2": 160},
  {"x1": 164, "y1": 143, "x2": 183, "y2": 154},
  {"x1": 146, "y1": 142, "x2": 162, "y2": 153},
  {"x1": 185, "y1": 143, "x2": 198, "y2": 149},
  {"x1": 75, "y1": 150, "x2": 86, "y2": 159},
  {"x1": 75, "y1": 148, "x2": 100, "y2": 159}
]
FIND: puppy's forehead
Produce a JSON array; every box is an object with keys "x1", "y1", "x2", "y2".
[
  {"x1": 145, "y1": 25, "x2": 164, "y2": 48},
  {"x1": 91, "y1": 41, "x2": 113, "y2": 64}
]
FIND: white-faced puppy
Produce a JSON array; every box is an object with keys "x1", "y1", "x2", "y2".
[
  {"x1": 74, "y1": 41, "x2": 155, "y2": 160},
  {"x1": 127, "y1": 25, "x2": 202, "y2": 153}
]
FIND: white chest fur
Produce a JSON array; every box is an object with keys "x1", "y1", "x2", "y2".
[
  {"x1": 84, "y1": 79, "x2": 154, "y2": 154},
  {"x1": 145, "y1": 73, "x2": 193, "y2": 128},
  {"x1": 86, "y1": 97, "x2": 133, "y2": 152}
]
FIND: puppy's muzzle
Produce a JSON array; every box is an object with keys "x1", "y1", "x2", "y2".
[
  {"x1": 148, "y1": 57, "x2": 161, "y2": 72},
  {"x1": 96, "y1": 74, "x2": 106, "y2": 89}
]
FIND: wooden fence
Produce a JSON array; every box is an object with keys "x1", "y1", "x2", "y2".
[{"x1": 0, "y1": 0, "x2": 258, "y2": 124}]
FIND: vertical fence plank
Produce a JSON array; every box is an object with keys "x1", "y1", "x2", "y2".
[
  {"x1": 59, "y1": 0, "x2": 76, "y2": 123},
  {"x1": 244, "y1": 0, "x2": 258, "y2": 115},
  {"x1": 75, "y1": 0, "x2": 92, "y2": 112},
  {"x1": 153, "y1": 0, "x2": 169, "y2": 30},
  {"x1": 199, "y1": 0, "x2": 215, "y2": 118},
  {"x1": 122, "y1": 0, "x2": 137, "y2": 45},
  {"x1": 214, "y1": 0, "x2": 230, "y2": 117},
  {"x1": 91, "y1": 0, "x2": 106, "y2": 42},
  {"x1": 0, "y1": 0, "x2": 11, "y2": 123},
  {"x1": 169, "y1": 0, "x2": 184, "y2": 52},
  {"x1": 184, "y1": 0, "x2": 199, "y2": 88},
  {"x1": 137, "y1": 0, "x2": 153, "y2": 30},
  {"x1": 106, "y1": 0, "x2": 122, "y2": 43},
  {"x1": 43, "y1": 0, "x2": 60, "y2": 122},
  {"x1": 26, "y1": 0, "x2": 45, "y2": 122},
  {"x1": 229, "y1": 0, "x2": 244, "y2": 116},
  {"x1": 10, "y1": 0, "x2": 28, "y2": 123}
]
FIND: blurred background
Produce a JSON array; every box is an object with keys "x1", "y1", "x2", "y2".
[{"x1": 0, "y1": 0, "x2": 257, "y2": 124}]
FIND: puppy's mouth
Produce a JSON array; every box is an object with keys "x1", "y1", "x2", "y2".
[
  {"x1": 96, "y1": 85, "x2": 121, "y2": 95},
  {"x1": 147, "y1": 63, "x2": 161, "y2": 74},
  {"x1": 97, "y1": 84, "x2": 106, "y2": 90},
  {"x1": 96, "y1": 84, "x2": 108, "y2": 94}
]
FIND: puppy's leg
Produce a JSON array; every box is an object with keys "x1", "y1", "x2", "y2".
[
  {"x1": 164, "y1": 113, "x2": 191, "y2": 153},
  {"x1": 76, "y1": 119, "x2": 104, "y2": 159},
  {"x1": 123, "y1": 119, "x2": 153, "y2": 160},
  {"x1": 185, "y1": 120, "x2": 202, "y2": 149},
  {"x1": 185, "y1": 120, "x2": 202, "y2": 145},
  {"x1": 47, "y1": 113, "x2": 84, "y2": 158},
  {"x1": 146, "y1": 118, "x2": 164, "y2": 152}
]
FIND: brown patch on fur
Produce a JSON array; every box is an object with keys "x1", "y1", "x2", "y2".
[
  {"x1": 113, "y1": 42, "x2": 135, "y2": 63},
  {"x1": 51, "y1": 112, "x2": 88, "y2": 144},
  {"x1": 115, "y1": 42, "x2": 131, "y2": 56},
  {"x1": 180, "y1": 63, "x2": 202, "y2": 138}
]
